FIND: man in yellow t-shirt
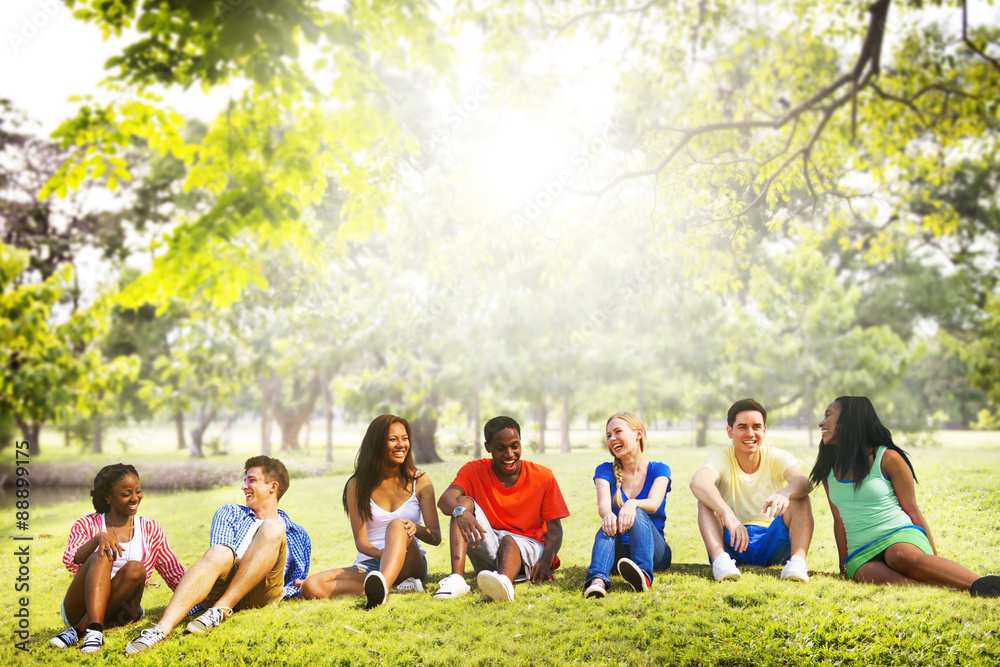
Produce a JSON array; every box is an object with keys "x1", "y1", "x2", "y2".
[{"x1": 689, "y1": 398, "x2": 814, "y2": 583}]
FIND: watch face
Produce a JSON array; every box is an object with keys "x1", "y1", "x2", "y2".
[{"x1": 453, "y1": 506, "x2": 465, "y2": 516}]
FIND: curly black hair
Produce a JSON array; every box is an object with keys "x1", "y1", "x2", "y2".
[{"x1": 91, "y1": 463, "x2": 140, "y2": 513}]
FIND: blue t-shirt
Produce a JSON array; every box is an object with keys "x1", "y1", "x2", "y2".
[{"x1": 593, "y1": 460, "x2": 671, "y2": 542}]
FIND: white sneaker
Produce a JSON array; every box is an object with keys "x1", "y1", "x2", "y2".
[
  {"x1": 433, "y1": 573, "x2": 471, "y2": 599},
  {"x1": 780, "y1": 556, "x2": 810, "y2": 583},
  {"x1": 712, "y1": 553, "x2": 741, "y2": 581},
  {"x1": 396, "y1": 577, "x2": 424, "y2": 593},
  {"x1": 477, "y1": 570, "x2": 515, "y2": 602}
]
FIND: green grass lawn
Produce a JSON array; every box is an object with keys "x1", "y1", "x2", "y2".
[{"x1": 3, "y1": 436, "x2": 1000, "y2": 665}]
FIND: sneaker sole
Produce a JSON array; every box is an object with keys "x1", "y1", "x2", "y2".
[
  {"x1": 617, "y1": 560, "x2": 650, "y2": 592},
  {"x1": 584, "y1": 586, "x2": 606, "y2": 599},
  {"x1": 365, "y1": 573, "x2": 388, "y2": 609},
  {"x1": 477, "y1": 574, "x2": 514, "y2": 602},
  {"x1": 715, "y1": 572, "x2": 741, "y2": 581},
  {"x1": 80, "y1": 645, "x2": 103, "y2": 654},
  {"x1": 781, "y1": 573, "x2": 809, "y2": 583},
  {"x1": 971, "y1": 575, "x2": 1000, "y2": 598},
  {"x1": 186, "y1": 621, "x2": 212, "y2": 635}
]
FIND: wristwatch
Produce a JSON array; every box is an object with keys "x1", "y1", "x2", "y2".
[{"x1": 452, "y1": 506, "x2": 467, "y2": 517}]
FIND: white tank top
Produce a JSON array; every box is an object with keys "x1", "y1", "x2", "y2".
[
  {"x1": 353, "y1": 475, "x2": 424, "y2": 567},
  {"x1": 101, "y1": 514, "x2": 144, "y2": 576}
]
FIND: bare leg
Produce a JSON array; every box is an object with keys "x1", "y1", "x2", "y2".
[
  {"x1": 883, "y1": 543, "x2": 980, "y2": 590},
  {"x1": 63, "y1": 554, "x2": 146, "y2": 630},
  {"x1": 448, "y1": 516, "x2": 469, "y2": 577},
  {"x1": 157, "y1": 545, "x2": 236, "y2": 634},
  {"x1": 62, "y1": 555, "x2": 99, "y2": 630},
  {"x1": 300, "y1": 568, "x2": 366, "y2": 600},
  {"x1": 83, "y1": 552, "x2": 115, "y2": 625},
  {"x1": 696, "y1": 502, "x2": 727, "y2": 562},
  {"x1": 379, "y1": 520, "x2": 427, "y2": 587},
  {"x1": 392, "y1": 535, "x2": 427, "y2": 587},
  {"x1": 102, "y1": 561, "x2": 146, "y2": 627},
  {"x1": 214, "y1": 520, "x2": 285, "y2": 610},
  {"x1": 781, "y1": 496, "x2": 814, "y2": 561},
  {"x1": 853, "y1": 560, "x2": 921, "y2": 586},
  {"x1": 495, "y1": 536, "x2": 523, "y2": 582}
]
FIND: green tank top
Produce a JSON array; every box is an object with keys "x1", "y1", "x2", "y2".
[{"x1": 826, "y1": 446, "x2": 913, "y2": 557}]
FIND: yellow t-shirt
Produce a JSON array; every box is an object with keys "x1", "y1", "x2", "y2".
[{"x1": 702, "y1": 446, "x2": 798, "y2": 527}]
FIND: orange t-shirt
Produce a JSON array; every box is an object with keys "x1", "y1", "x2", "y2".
[{"x1": 451, "y1": 459, "x2": 570, "y2": 544}]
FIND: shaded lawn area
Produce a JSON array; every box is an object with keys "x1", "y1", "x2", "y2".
[{"x1": 3, "y1": 443, "x2": 999, "y2": 666}]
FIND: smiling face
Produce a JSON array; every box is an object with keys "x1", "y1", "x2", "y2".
[
  {"x1": 606, "y1": 418, "x2": 643, "y2": 459},
  {"x1": 485, "y1": 427, "x2": 522, "y2": 480},
  {"x1": 242, "y1": 466, "x2": 277, "y2": 511},
  {"x1": 385, "y1": 421, "x2": 410, "y2": 467},
  {"x1": 105, "y1": 474, "x2": 142, "y2": 520},
  {"x1": 819, "y1": 401, "x2": 841, "y2": 445},
  {"x1": 726, "y1": 410, "x2": 766, "y2": 457}
]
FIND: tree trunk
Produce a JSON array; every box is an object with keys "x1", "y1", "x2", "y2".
[
  {"x1": 637, "y1": 376, "x2": 646, "y2": 424},
  {"x1": 322, "y1": 368, "x2": 334, "y2": 464},
  {"x1": 560, "y1": 393, "x2": 571, "y2": 453},
  {"x1": 259, "y1": 372, "x2": 279, "y2": 456},
  {"x1": 411, "y1": 414, "x2": 443, "y2": 464},
  {"x1": 274, "y1": 372, "x2": 322, "y2": 452},
  {"x1": 694, "y1": 411, "x2": 709, "y2": 448},
  {"x1": 472, "y1": 382, "x2": 481, "y2": 459},
  {"x1": 175, "y1": 409, "x2": 187, "y2": 450},
  {"x1": 172, "y1": 376, "x2": 186, "y2": 449},
  {"x1": 189, "y1": 404, "x2": 216, "y2": 459},
  {"x1": 92, "y1": 414, "x2": 103, "y2": 454},
  {"x1": 538, "y1": 398, "x2": 547, "y2": 454},
  {"x1": 15, "y1": 414, "x2": 41, "y2": 455}
]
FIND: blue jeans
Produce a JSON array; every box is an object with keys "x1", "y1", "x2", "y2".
[{"x1": 585, "y1": 509, "x2": 672, "y2": 587}]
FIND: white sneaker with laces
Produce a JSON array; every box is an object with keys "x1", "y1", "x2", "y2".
[
  {"x1": 50, "y1": 626, "x2": 79, "y2": 649},
  {"x1": 80, "y1": 628, "x2": 103, "y2": 654},
  {"x1": 780, "y1": 556, "x2": 810, "y2": 583},
  {"x1": 712, "y1": 553, "x2": 742, "y2": 581},
  {"x1": 433, "y1": 574, "x2": 471, "y2": 599},
  {"x1": 477, "y1": 570, "x2": 515, "y2": 602},
  {"x1": 186, "y1": 606, "x2": 233, "y2": 634},
  {"x1": 126, "y1": 625, "x2": 167, "y2": 654},
  {"x1": 396, "y1": 577, "x2": 424, "y2": 593}
]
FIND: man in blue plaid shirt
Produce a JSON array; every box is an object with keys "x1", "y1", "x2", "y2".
[{"x1": 126, "y1": 456, "x2": 311, "y2": 654}]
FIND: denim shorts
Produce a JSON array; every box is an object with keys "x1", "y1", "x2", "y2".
[{"x1": 354, "y1": 552, "x2": 428, "y2": 583}]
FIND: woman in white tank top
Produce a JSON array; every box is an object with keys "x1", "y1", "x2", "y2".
[{"x1": 299, "y1": 415, "x2": 442, "y2": 609}]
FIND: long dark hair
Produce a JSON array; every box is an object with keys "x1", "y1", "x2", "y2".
[
  {"x1": 342, "y1": 415, "x2": 416, "y2": 522},
  {"x1": 91, "y1": 463, "x2": 139, "y2": 513},
  {"x1": 809, "y1": 396, "x2": 916, "y2": 491}
]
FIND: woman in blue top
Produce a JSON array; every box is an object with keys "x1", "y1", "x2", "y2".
[{"x1": 584, "y1": 412, "x2": 672, "y2": 597}]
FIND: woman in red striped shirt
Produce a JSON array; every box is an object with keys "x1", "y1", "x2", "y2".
[{"x1": 50, "y1": 464, "x2": 186, "y2": 654}]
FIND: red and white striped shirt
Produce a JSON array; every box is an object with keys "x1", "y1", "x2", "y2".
[{"x1": 62, "y1": 513, "x2": 186, "y2": 591}]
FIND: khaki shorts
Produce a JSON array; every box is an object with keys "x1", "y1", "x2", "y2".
[{"x1": 203, "y1": 535, "x2": 287, "y2": 611}]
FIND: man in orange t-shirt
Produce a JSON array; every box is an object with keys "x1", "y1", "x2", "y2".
[{"x1": 434, "y1": 416, "x2": 569, "y2": 602}]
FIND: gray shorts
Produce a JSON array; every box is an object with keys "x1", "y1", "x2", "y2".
[{"x1": 466, "y1": 502, "x2": 544, "y2": 582}]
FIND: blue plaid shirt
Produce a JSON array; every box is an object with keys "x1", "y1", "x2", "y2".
[{"x1": 209, "y1": 504, "x2": 311, "y2": 599}]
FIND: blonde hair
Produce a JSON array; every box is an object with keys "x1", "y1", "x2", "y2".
[{"x1": 605, "y1": 412, "x2": 646, "y2": 508}]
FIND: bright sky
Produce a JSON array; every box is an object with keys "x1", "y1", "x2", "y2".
[{"x1": 0, "y1": 0, "x2": 237, "y2": 133}]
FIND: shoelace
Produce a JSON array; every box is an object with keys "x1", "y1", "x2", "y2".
[
  {"x1": 139, "y1": 627, "x2": 164, "y2": 643},
  {"x1": 82, "y1": 629, "x2": 103, "y2": 647},
  {"x1": 207, "y1": 606, "x2": 234, "y2": 624}
]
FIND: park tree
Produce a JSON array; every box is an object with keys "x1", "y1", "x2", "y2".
[{"x1": 0, "y1": 242, "x2": 138, "y2": 454}]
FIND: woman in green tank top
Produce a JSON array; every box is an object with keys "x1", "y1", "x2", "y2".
[{"x1": 809, "y1": 396, "x2": 999, "y2": 597}]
